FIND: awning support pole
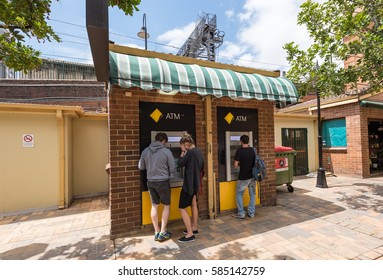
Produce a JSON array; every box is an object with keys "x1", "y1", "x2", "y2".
[{"x1": 204, "y1": 95, "x2": 216, "y2": 218}]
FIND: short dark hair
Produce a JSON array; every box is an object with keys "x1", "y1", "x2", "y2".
[
  {"x1": 240, "y1": 135, "x2": 249, "y2": 144},
  {"x1": 155, "y1": 132, "x2": 168, "y2": 142}
]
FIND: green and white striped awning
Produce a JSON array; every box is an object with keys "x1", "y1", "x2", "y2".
[{"x1": 109, "y1": 51, "x2": 298, "y2": 104}]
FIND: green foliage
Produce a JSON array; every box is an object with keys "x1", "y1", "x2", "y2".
[
  {"x1": 0, "y1": 0, "x2": 60, "y2": 71},
  {"x1": 108, "y1": 0, "x2": 140, "y2": 16},
  {"x1": 283, "y1": 0, "x2": 383, "y2": 97},
  {"x1": 0, "y1": 0, "x2": 141, "y2": 72}
]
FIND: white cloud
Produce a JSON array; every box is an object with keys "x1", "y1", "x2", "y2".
[
  {"x1": 219, "y1": 41, "x2": 246, "y2": 59},
  {"x1": 156, "y1": 22, "x2": 196, "y2": 53},
  {"x1": 228, "y1": 0, "x2": 312, "y2": 71},
  {"x1": 225, "y1": 9, "x2": 234, "y2": 19}
]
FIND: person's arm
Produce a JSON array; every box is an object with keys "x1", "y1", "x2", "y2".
[
  {"x1": 168, "y1": 151, "x2": 176, "y2": 177},
  {"x1": 233, "y1": 149, "x2": 240, "y2": 169},
  {"x1": 138, "y1": 150, "x2": 146, "y2": 170},
  {"x1": 178, "y1": 149, "x2": 190, "y2": 167}
]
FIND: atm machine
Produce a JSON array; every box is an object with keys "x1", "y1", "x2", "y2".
[
  {"x1": 219, "y1": 130, "x2": 260, "y2": 211},
  {"x1": 225, "y1": 131, "x2": 254, "y2": 181},
  {"x1": 150, "y1": 131, "x2": 185, "y2": 187}
]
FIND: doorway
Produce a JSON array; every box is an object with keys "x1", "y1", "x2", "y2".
[
  {"x1": 281, "y1": 128, "x2": 309, "y2": 176},
  {"x1": 368, "y1": 120, "x2": 383, "y2": 174}
]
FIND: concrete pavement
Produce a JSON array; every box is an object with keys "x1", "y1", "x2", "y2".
[{"x1": 1, "y1": 175, "x2": 382, "y2": 260}]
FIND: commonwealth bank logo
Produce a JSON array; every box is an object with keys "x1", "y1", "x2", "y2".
[
  {"x1": 150, "y1": 108, "x2": 163, "y2": 123},
  {"x1": 224, "y1": 112, "x2": 234, "y2": 124}
]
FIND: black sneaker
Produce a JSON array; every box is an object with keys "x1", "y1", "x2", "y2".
[
  {"x1": 182, "y1": 229, "x2": 199, "y2": 235},
  {"x1": 177, "y1": 235, "x2": 195, "y2": 243}
]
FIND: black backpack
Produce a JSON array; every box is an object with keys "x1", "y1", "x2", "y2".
[{"x1": 252, "y1": 148, "x2": 266, "y2": 182}]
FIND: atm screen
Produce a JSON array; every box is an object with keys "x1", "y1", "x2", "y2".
[
  {"x1": 168, "y1": 136, "x2": 182, "y2": 143},
  {"x1": 230, "y1": 135, "x2": 241, "y2": 141}
]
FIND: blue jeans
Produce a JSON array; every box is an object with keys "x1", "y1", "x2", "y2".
[{"x1": 235, "y1": 178, "x2": 255, "y2": 217}]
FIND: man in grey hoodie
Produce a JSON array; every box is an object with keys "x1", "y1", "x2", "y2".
[{"x1": 138, "y1": 132, "x2": 176, "y2": 242}]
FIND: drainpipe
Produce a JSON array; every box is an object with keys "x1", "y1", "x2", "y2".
[{"x1": 57, "y1": 110, "x2": 65, "y2": 209}]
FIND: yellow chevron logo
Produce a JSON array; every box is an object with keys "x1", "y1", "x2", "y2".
[
  {"x1": 150, "y1": 108, "x2": 163, "y2": 123},
  {"x1": 224, "y1": 112, "x2": 234, "y2": 124}
]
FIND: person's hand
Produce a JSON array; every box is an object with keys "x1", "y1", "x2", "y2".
[
  {"x1": 180, "y1": 144, "x2": 186, "y2": 157},
  {"x1": 180, "y1": 144, "x2": 186, "y2": 152}
]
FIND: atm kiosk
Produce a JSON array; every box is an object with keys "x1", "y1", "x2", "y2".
[
  {"x1": 217, "y1": 107, "x2": 260, "y2": 213},
  {"x1": 139, "y1": 101, "x2": 195, "y2": 225}
]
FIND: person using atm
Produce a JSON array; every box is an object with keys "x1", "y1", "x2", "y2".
[
  {"x1": 177, "y1": 133, "x2": 204, "y2": 243},
  {"x1": 232, "y1": 134, "x2": 256, "y2": 219},
  {"x1": 138, "y1": 132, "x2": 176, "y2": 242}
]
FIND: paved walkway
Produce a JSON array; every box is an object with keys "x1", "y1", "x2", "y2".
[{"x1": 1, "y1": 175, "x2": 383, "y2": 260}]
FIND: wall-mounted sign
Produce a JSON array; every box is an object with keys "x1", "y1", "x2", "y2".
[
  {"x1": 275, "y1": 157, "x2": 288, "y2": 172},
  {"x1": 224, "y1": 111, "x2": 248, "y2": 125},
  {"x1": 23, "y1": 134, "x2": 34, "y2": 148}
]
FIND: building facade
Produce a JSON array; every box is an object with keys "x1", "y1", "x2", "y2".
[{"x1": 107, "y1": 46, "x2": 298, "y2": 237}]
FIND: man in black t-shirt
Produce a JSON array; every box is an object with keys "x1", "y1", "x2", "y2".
[{"x1": 232, "y1": 135, "x2": 256, "y2": 219}]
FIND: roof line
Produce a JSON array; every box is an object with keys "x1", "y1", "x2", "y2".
[
  {"x1": 109, "y1": 44, "x2": 281, "y2": 78},
  {"x1": 0, "y1": 102, "x2": 107, "y2": 118},
  {"x1": 279, "y1": 94, "x2": 359, "y2": 113}
]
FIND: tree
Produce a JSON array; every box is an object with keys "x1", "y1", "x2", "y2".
[
  {"x1": 283, "y1": 0, "x2": 383, "y2": 97},
  {"x1": 0, "y1": 0, "x2": 140, "y2": 72}
]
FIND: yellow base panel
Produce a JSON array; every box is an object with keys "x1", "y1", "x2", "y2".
[
  {"x1": 142, "y1": 187, "x2": 191, "y2": 225},
  {"x1": 219, "y1": 181, "x2": 260, "y2": 211}
]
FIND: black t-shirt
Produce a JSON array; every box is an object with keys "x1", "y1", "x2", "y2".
[{"x1": 234, "y1": 147, "x2": 256, "y2": 180}]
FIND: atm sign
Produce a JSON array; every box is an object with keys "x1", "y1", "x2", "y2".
[
  {"x1": 150, "y1": 108, "x2": 183, "y2": 123},
  {"x1": 150, "y1": 109, "x2": 163, "y2": 123},
  {"x1": 165, "y1": 113, "x2": 181, "y2": 120},
  {"x1": 224, "y1": 112, "x2": 247, "y2": 124}
]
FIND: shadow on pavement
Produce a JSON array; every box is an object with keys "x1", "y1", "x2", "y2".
[
  {"x1": 334, "y1": 183, "x2": 383, "y2": 213},
  {"x1": 0, "y1": 235, "x2": 114, "y2": 260},
  {"x1": 116, "y1": 186, "x2": 346, "y2": 260}
]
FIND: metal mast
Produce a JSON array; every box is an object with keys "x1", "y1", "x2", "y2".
[{"x1": 177, "y1": 12, "x2": 224, "y2": 62}]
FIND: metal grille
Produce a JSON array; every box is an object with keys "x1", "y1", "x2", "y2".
[{"x1": 282, "y1": 128, "x2": 309, "y2": 176}]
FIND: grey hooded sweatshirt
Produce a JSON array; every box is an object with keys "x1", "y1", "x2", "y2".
[{"x1": 138, "y1": 141, "x2": 176, "y2": 182}]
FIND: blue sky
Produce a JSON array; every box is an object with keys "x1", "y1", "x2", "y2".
[{"x1": 27, "y1": 0, "x2": 313, "y2": 72}]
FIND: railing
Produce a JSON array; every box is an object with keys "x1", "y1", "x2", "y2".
[{"x1": 0, "y1": 59, "x2": 97, "y2": 80}]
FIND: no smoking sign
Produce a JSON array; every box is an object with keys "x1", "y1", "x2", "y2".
[{"x1": 23, "y1": 134, "x2": 35, "y2": 148}]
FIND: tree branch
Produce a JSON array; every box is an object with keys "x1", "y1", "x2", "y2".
[{"x1": 0, "y1": 25, "x2": 32, "y2": 30}]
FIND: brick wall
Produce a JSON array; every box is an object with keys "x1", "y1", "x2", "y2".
[
  {"x1": 319, "y1": 103, "x2": 363, "y2": 176},
  {"x1": 0, "y1": 80, "x2": 106, "y2": 112},
  {"x1": 316, "y1": 101, "x2": 383, "y2": 178},
  {"x1": 109, "y1": 86, "x2": 277, "y2": 237},
  {"x1": 109, "y1": 87, "x2": 207, "y2": 237}
]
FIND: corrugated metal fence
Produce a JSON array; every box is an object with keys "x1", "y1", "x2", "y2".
[{"x1": 0, "y1": 59, "x2": 96, "y2": 80}]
